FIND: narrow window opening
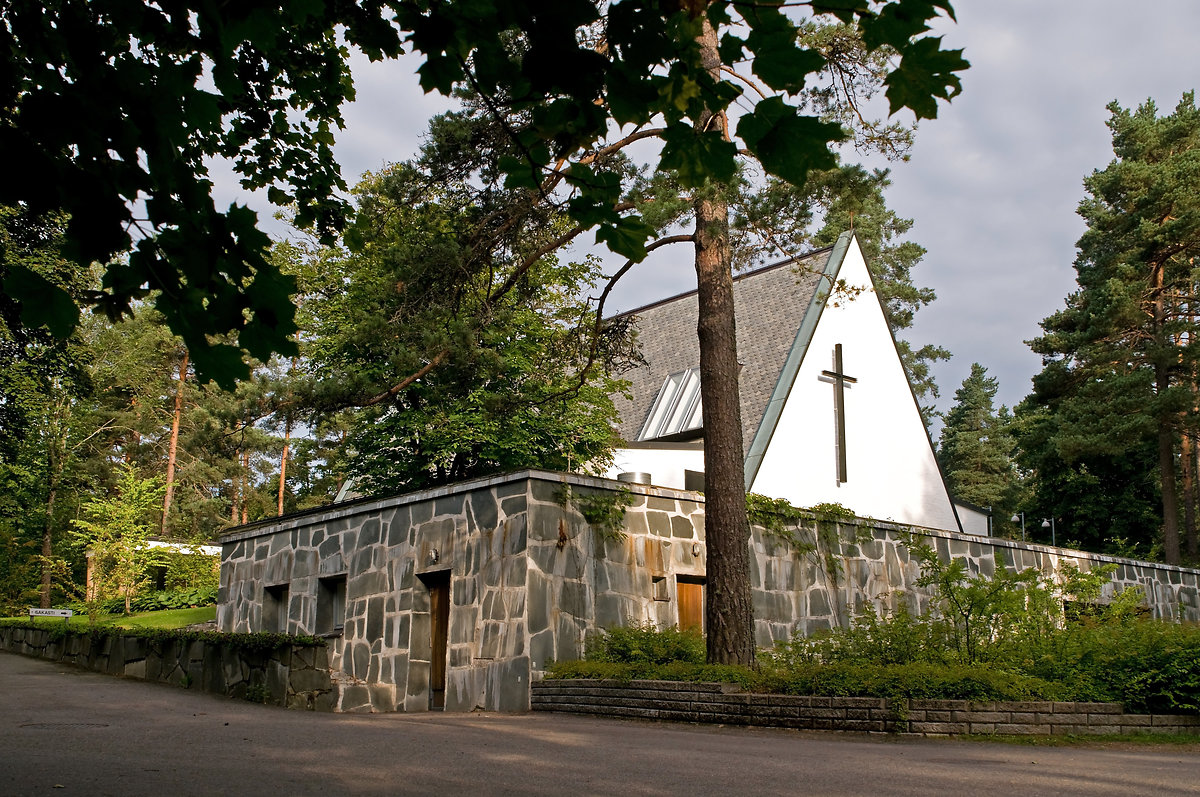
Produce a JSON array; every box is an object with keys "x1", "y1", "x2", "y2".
[
  {"x1": 317, "y1": 574, "x2": 347, "y2": 636},
  {"x1": 263, "y1": 583, "x2": 289, "y2": 633}
]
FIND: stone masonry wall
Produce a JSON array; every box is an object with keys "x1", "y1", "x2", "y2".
[
  {"x1": 552, "y1": 478, "x2": 1200, "y2": 649},
  {"x1": 219, "y1": 471, "x2": 1200, "y2": 712},
  {"x1": 531, "y1": 680, "x2": 1200, "y2": 736},
  {"x1": 0, "y1": 625, "x2": 331, "y2": 709},
  {"x1": 220, "y1": 474, "x2": 534, "y2": 712},
  {"x1": 746, "y1": 517, "x2": 1200, "y2": 645},
  {"x1": 523, "y1": 479, "x2": 708, "y2": 674}
]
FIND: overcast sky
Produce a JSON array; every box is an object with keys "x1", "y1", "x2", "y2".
[{"x1": 217, "y1": 0, "x2": 1200, "y2": 417}]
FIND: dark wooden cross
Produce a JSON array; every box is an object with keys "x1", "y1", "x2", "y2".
[{"x1": 820, "y1": 343, "x2": 856, "y2": 483}]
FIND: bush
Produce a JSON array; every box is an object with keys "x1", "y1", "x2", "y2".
[
  {"x1": 585, "y1": 623, "x2": 705, "y2": 665},
  {"x1": 546, "y1": 659, "x2": 762, "y2": 689},
  {"x1": 68, "y1": 585, "x2": 218, "y2": 616},
  {"x1": 767, "y1": 661, "x2": 1063, "y2": 702},
  {"x1": 1019, "y1": 619, "x2": 1200, "y2": 712}
]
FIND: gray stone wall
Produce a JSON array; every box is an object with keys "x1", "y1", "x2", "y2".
[
  {"x1": 220, "y1": 474, "x2": 535, "y2": 712},
  {"x1": 531, "y1": 680, "x2": 1200, "y2": 736},
  {"x1": 218, "y1": 470, "x2": 1200, "y2": 713},
  {"x1": 0, "y1": 625, "x2": 330, "y2": 708},
  {"x1": 746, "y1": 517, "x2": 1200, "y2": 645}
]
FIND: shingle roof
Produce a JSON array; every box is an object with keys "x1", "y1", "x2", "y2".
[{"x1": 613, "y1": 243, "x2": 837, "y2": 456}]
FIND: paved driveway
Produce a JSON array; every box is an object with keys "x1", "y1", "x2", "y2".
[{"x1": 3, "y1": 651, "x2": 1199, "y2": 796}]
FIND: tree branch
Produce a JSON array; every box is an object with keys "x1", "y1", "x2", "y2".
[{"x1": 359, "y1": 349, "x2": 449, "y2": 408}]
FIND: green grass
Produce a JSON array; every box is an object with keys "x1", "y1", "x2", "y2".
[
  {"x1": 7, "y1": 605, "x2": 215, "y2": 631},
  {"x1": 93, "y1": 606, "x2": 215, "y2": 629}
]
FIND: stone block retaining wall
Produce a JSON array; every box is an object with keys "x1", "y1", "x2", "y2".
[
  {"x1": 0, "y1": 625, "x2": 332, "y2": 710},
  {"x1": 531, "y1": 680, "x2": 1200, "y2": 736},
  {"x1": 220, "y1": 470, "x2": 1200, "y2": 713}
]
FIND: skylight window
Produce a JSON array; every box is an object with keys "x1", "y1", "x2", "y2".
[{"x1": 638, "y1": 367, "x2": 703, "y2": 440}]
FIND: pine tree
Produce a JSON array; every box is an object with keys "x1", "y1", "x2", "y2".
[
  {"x1": 1025, "y1": 93, "x2": 1200, "y2": 564},
  {"x1": 938, "y1": 364, "x2": 1014, "y2": 511}
]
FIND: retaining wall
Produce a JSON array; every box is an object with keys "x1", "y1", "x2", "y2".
[
  {"x1": 0, "y1": 624, "x2": 333, "y2": 710},
  {"x1": 531, "y1": 680, "x2": 1200, "y2": 736}
]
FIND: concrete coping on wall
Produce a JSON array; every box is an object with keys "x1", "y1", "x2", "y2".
[
  {"x1": 218, "y1": 469, "x2": 1200, "y2": 580},
  {"x1": 219, "y1": 469, "x2": 699, "y2": 543}
]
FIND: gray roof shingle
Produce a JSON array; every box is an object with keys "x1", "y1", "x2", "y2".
[{"x1": 613, "y1": 245, "x2": 834, "y2": 454}]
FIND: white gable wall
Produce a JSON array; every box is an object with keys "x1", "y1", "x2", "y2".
[
  {"x1": 604, "y1": 445, "x2": 704, "y2": 490},
  {"x1": 955, "y1": 502, "x2": 991, "y2": 535},
  {"x1": 749, "y1": 240, "x2": 963, "y2": 532}
]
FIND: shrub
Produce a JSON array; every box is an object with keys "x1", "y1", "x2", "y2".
[
  {"x1": 545, "y1": 659, "x2": 762, "y2": 689},
  {"x1": 67, "y1": 585, "x2": 219, "y2": 616},
  {"x1": 1020, "y1": 619, "x2": 1200, "y2": 712},
  {"x1": 767, "y1": 661, "x2": 1063, "y2": 702},
  {"x1": 586, "y1": 623, "x2": 705, "y2": 665}
]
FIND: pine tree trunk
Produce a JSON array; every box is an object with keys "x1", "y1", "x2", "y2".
[
  {"x1": 39, "y1": 396, "x2": 68, "y2": 609},
  {"x1": 39, "y1": 472, "x2": 57, "y2": 609},
  {"x1": 694, "y1": 18, "x2": 755, "y2": 667},
  {"x1": 161, "y1": 350, "x2": 189, "y2": 533},
  {"x1": 1151, "y1": 264, "x2": 1181, "y2": 564},
  {"x1": 241, "y1": 449, "x2": 250, "y2": 524},
  {"x1": 1190, "y1": 316, "x2": 1200, "y2": 561},
  {"x1": 1190, "y1": 436, "x2": 1200, "y2": 561},
  {"x1": 278, "y1": 417, "x2": 291, "y2": 517},
  {"x1": 231, "y1": 446, "x2": 241, "y2": 524},
  {"x1": 1158, "y1": 418, "x2": 1182, "y2": 564},
  {"x1": 1182, "y1": 433, "x2": 1196, "y2": 560}
]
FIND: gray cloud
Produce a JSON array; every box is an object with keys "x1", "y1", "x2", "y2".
[
  {"x1": 214, "y1": 3, "x2": 1200, "y2": 417},
  {"x1": 888, "y1": 0, "x2": 1200, "y2": 411}
]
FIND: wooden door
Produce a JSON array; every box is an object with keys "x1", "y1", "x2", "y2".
[
  {"x1": 677, "y1": 577, "x2": 705, "y2": 632},
  {"x1": 426, "y1": 571, "x2": 451, "y2": 710}
]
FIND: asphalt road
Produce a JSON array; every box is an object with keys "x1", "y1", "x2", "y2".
[{"x1": 3, "y1": 651, "x2": 1199, "y2": 796}]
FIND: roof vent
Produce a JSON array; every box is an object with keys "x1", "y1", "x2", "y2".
[{"x1": 638, "y1": 367, "x2": 702, "y2": 440}]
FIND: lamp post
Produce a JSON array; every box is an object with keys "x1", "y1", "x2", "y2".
[
  {"x1": 1010, "y1": 512, "x2": 1026, "y2": 542},
  {"x1": 1041, "y1": 517, "x2": 1056, "y2": 547}
]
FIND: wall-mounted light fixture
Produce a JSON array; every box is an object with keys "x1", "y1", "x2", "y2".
[
  {"x1": 428, "y1": 548, "x2": 440, "y2": 565},
  {"x1": 692, "y1": 542, "x2": 702, "y2": 557}
]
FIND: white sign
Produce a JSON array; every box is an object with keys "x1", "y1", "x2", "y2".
[{"x1": 28, "y1": 608, "x2": 73, "y2": 618}]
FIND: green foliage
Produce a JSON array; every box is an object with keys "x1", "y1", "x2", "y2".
[
  {"x1": 766, "y1": 661, "x2": 1062, "y2": 703},
  {"x1": 0, "y1": 619, "x2": 323, "y2": 653},
  {"x1": 401, "y1": 0, "x2": 965, "y2": 256},
  {"x1": 585, "y1": 623, "x2": 706, "y2": 665},
  {"x1": 70, "y1": 465, "x2": 167, "y2": 614},
  {"x1": 938, "y1": 364, "x2": 1016, "y2": 512},
  {"x1": 244, "y1": 683, "x2": 270, "y2": 704},
  {"x1": 162, "y1": 549, "x2": 220, "y2": 593},
  {"x1": 745, "y1": 495, "x2": 867, "y2": 590},
  {"x1": 556, "y1": 485, "x2": 636, "y2": 543},
  {"x1": 552, "y1": 596, "x2": 1200, "y2": 712},
  {"x1": 3, "y1": 1, "x2": 966, "y2": 386},
  {"x1": 745, "y1": 494, "x2": 856, "y2": 533},
  {"x1": 545, "y1": 658, "x2": 762, "y2": 690},
  {"x1": 0, "y1": 2, "x2": 410, "y2": 384},
  {"x1": 71, "y1": 585, "x2": 219, "y2": 616},
  {"x1": 906, "y1": 540, "x2": 1045, "y2": 664},
  {"x1": 1022, "y1": 92, "x2": 1200, "y2": 564},
  {"x1": 291, "y1": 160, "x2": 635, "y2": 494}
]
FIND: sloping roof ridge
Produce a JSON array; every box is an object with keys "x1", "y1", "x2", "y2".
[{"x1": 610, "y1": 242, "x2": 838, "y2": 320}]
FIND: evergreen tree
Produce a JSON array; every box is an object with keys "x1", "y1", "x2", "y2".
[
  {"x1": 938, "y1": 364, "x2": 1014, "y2": 512},
  {"x1": 1024, "y1": 93, "x2": 1200, "y2": 564},
  {"x1": 283, "y1": 160, "x2": 637, "y2": 494}
]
